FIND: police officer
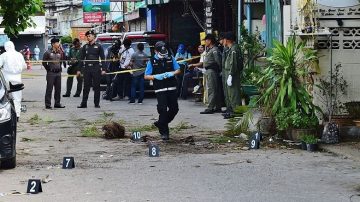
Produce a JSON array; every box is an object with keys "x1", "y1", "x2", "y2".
[
  {"x1": 144, "y1": 41, "x2": 181, "y2": 141},
  {"x1": 219, "y1": 33, "x2": 231, "y2": 116},
  {"x1": 42, "y1": 38, "x2": 65, "y2": 109},
  {"x1": 223, "y1": 32, "x2": 243, "y2": 118},
  {"x1": 200, "y1": 34, "x2": 222, "y2": 114},
  {"x1": 77, "y1": 30, "x2": 106, "y2": 108},
  {"x1": 104, "y1": 39, "x2": 121, "y2": 100},
  {"x1": 63, "y1": 38, "x2": 83, "y2": 97}
]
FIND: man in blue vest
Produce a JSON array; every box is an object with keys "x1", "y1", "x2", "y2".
[{"x1": 144, "y1": 41, "x2": 181, "y2": 141}]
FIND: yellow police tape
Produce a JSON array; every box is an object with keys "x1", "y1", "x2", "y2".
[{"x1": 22, "y1": 56, "x2": 200, "y2": 78}]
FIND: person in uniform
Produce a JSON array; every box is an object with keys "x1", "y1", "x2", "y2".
[
  {"x1": 223, "y1": 32, "x2": 243, "y2": 118},
  {"x1": 77, "y1": 30, "x2": 106, "y2": 108},
  {"x1": 42, "y1": 38, "x2": 65, "y2": 109},
  {"x1": 104, "y1": 39, "x2": 121, "y2": 101},
  {"x1": 63, "y1": 38, "x2": 83, "y2": 97},
  {"x1": 200, "y1": 34, "x2": 222, "y2": 114},
  {"x1": 144, "y1": 41, "x2": 181, "y2": 141},
  {"x1": 219, "y1": 33, "x2": 231, "y2": 117}
]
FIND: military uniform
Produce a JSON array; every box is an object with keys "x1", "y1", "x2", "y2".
[
  {"x1": 221, "y1": 46, "x2": 230, "y2": 111},
  {"x1": 224, "y1": 43, "x2": 242, "y2": 111},
  {"x1": 64, "y1": 46, "x2": 83, "y2": 97},
  {"x1": 78, "y1": 42, "x2": 105, "y2": 107},
  {"x1": 201, "y1": 45, "x2": 222, "y2": 113}
]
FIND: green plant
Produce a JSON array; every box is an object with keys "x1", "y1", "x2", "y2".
[
  {"x1": 225, "y1": 106, "x2": 252, "y2": 136},
  {"x1": 28, "y1": 114, "x2": 41, "y2": 125},
  {"x1": 0, "y1": 0, "x2": 44, "y2": 37},
  {"x1": 302, "y1": 134, "x2": 318, "y2": 144},
  {"x1": 257, "y1": 36, "x2": 320, "y2": 116},
  {"x1": 60, "y1": 35, "x2": 72, "y2": 44},
  {"x1": 291, "y1": 110, "x2": 318, "y2": 128},
  {"x1": 81, "y1": 124, "x2": 100, "y2": 137},
  {"x1": 240, "y1": 25, "x2": 265, "y2": 68},
  {"x1": 275, "y1": 108, "x2": 319, "y2": 131},
  {"x1": 316, "y1": 64, "x2": 348, "y2": 118}
]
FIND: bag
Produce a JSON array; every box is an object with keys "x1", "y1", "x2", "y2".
[{"x1": 322, "y1": 122, "x2": 339, "y2": 144}]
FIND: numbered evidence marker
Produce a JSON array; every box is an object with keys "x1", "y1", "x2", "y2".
[
  {"x1": 62, "y1": 157, "x2": 75, "y2": 169},
  {"x1": 132, "y1": 131, "x2": 142, "y2": 141},
  {"x1": 254, "y1": 132, "x2": 262, "y2": 141},
  {"x1": 249, "y1": 134, "x2": 260, "y2": 150},
  {"x1": 27, "y1": 179, "x2": 42, "y2": 194},
  {"x1": 149, "y1": 145, "x2": 160, "y2": 157}
]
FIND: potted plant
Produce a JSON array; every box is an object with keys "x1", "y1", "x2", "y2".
[
  {"x1": 316, "y1": 64, "x2": 351, "y2": 126},
  {"x1": 256, "y1": 36, "x2": 320, "y2": 136},
  {"x1": 275, "y1": 108, "x2": 319, "y2": 141},
  {"x1": 299, "y1": 134, "x2": 309, "y2": 150},
  {"x1": 304, "y1": 134, "x2": 318, "y2": 152}
]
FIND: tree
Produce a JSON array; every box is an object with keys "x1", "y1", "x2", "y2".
[
  {"x1": 0, "y1": 0, "x2": 44, "y2": 37},
  {"x1": 60, "y1": 35, "x2": 73, "y2": 44}
]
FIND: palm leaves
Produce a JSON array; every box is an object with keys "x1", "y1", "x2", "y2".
[{"x1": 257, "y1": 37, "x2": 319, "y2": 115}]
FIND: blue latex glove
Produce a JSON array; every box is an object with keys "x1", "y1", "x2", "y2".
[
  {"x1": 165, "y1": 72, "x2": 175, "y2": 78},
  {"x1": 154, "y1": 73, "x2": 166, "y2": 80}
]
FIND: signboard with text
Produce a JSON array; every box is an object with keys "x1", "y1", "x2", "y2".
[
  {"x1": 83, "y1": 0, "x2": 110, "y2": 12},
  {"x1": 83, "y1": 12, "x2": 104, "y2": 23}
]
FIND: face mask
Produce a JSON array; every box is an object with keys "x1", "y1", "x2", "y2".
[{"x1": 157, "y1": 53, "x2": 165, "y2": 59}]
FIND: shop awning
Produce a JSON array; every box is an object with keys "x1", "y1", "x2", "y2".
[{"x1": 146, "y1": 0, "x2": 170, "y2": 5}]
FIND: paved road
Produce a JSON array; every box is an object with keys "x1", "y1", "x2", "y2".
[{"x1": 1, "y1": 66, "x2": 360, "y2": 202}]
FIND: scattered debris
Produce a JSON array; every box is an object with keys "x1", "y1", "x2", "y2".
[
  {"x1": 102, "y1": 122, "x2": 125, "y2": 139},
  {"x1": 241, "y1": 146, "x2": 249, "y2": 151},
  {"x1": 21, "y1": 137, "x2": 33, "y2": 142},
  {"x1": 41, "y1": 175, "x2": 52, "y2": 183},
  {"x1": 181, "y1": 136, "x2": 195, "y2": 144}
]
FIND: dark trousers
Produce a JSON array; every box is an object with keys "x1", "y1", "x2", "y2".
[
  {"x1": 179, "y1": 71, "x2": 196, "y2": 99},
  {"x1": 156, "y1": 90, "x2": 179, "y2": 136},
  {"x1": 45, "y1": 72, "x2": 61, "y2": 107},
  {"x1": 65, "y1": 66, "x2": 83, "y2": 95},
  {"x1": 82, "y1": 68, "x2": 101, "y2": 106},
  {"x1": 130, "y1": 75, "x2": 145, "y2": 103},
  {"x1": 117, "y1": 72, "x2": 131, "y2": 98}
]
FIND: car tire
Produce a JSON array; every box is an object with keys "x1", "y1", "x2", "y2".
[{"x1": 1, "y1": 156, "x2": 16, "y2": 169}]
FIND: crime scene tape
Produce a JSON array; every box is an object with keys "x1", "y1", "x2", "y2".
[
  {"x1": 28, "y1": 56, "x2": 200, "y2": 64},
  {"x1": 22, "y1": 56, "x2": 201, "y2": 78}
]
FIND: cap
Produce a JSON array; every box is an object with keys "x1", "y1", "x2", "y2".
[
  {"x1": 51, "y1": 38, "x2": 60, "y2": 44},
  {"x1": 155, "y1": 41, "x2": 168, "y2": 55},
  {"x1": 204, "y1": 34, "x2": 216, "y2": 43},
  {"x1": 218, "y1": 32, "x2": 225, "y2": 40},
  {"x1": 85, "y1": 30, "x2": 96, "y2": 36},
  {"x1": 224, "y1": 32, "x2": 236, "y2": 41}
]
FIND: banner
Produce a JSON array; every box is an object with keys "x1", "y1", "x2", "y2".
[
  {"x1": 83, "y1": 12, "x2": 104, "y2": 23},
  {"x1": 83, "y1": 0, "x2": 110, "y2": 12}
]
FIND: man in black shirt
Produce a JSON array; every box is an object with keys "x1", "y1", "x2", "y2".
[{"x1": 77, "y1": 30, "x2": 106, "y2": 108}]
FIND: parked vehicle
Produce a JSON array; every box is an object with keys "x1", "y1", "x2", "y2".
[
  {"x1": 122, "y1": 31, "x2": 167, "y2": 54},
  {"x1": 95, "y1": 32, "x2": 123, "y2": 57},
  {"x1": 0, "y1": 71, "x2": 24, "y2": 169}
]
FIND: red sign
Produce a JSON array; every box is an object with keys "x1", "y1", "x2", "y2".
[
  {"x1": 79, "y1": 32, "x2": 86, "y2": 41},
  {"x1": 83, "y1": 12, "x2": 104, "y2": 23}
]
